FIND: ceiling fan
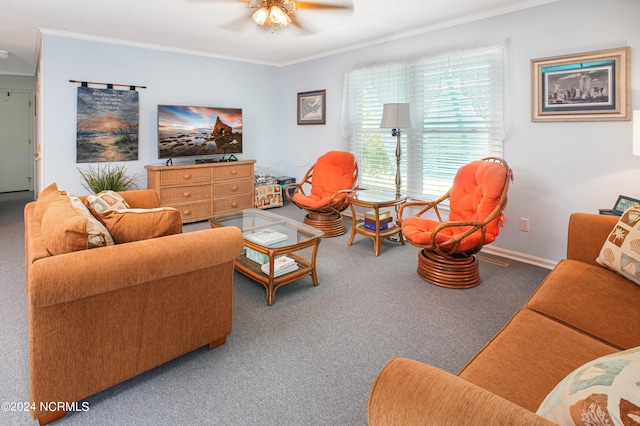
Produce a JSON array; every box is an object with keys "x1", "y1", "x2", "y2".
[{"x1": 242, "y1": 0, "x2": 353, "y2": 33}]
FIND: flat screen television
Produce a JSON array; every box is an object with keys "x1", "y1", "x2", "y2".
[{"x1": 157, "y1": 105, "x2": 243, "y2": 159}]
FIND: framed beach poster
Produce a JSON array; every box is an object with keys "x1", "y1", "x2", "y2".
[
  {"x1": 76, "y1": 87, "x2": 139, "y2": 162},
  {"x1": 297, "y1": 90, "x2": 326, "y2": 125},
  {"x1": 531, "y1": 47, "x2": 630, "y2": 122}
]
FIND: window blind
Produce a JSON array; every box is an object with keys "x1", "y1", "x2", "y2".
[{"x1": 342, "y1": 40, "x2": 506, "y2": 200}]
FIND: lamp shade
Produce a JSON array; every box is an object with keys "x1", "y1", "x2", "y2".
[
  {"x1": 380, "y1": 103, "x2": 412, "y2": 129},
  {"x1": 252, "y1": 7, "x2": 269, "y2": 26},
  {"x1": 270, "y1": 6, "x2": 291, "y2": 27}
]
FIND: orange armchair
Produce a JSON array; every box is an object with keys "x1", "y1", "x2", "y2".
[
  {"x1": 286, "y1": 151, "x2": 358, "y2": 237},
  {"x1": 398, "y1": 157, "x2": 512, "y2": 288}
]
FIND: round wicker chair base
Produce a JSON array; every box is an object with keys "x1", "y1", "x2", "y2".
[
  {"x1": 304, "y1": 213, "x2": 347, "y2": 238},
  {"x1": 417, "y1": 249, "x2": 480, "y2": 289}
]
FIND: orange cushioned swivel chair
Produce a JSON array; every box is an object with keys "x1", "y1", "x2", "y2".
[
  {"x1": 398, "y1": 157, "x2": 512, "y2": 288},
  {"x1": 286, "y1": 151, "x2": 358, "y2": 237}
]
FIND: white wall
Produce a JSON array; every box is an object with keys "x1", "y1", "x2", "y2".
[
  {"x1": 0, "y1": 75, "x2": 36, "y2": 91},
  {"x1": 39, "y1": 36, "x2": 282, "y2": 196},
  {"x1": 279, "y1": 0, "x2": 640, "y2": 263},
  {"x1": 37, "y1": 0, "x2": 640, "y2": 264}
]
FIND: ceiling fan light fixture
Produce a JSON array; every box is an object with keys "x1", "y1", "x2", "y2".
[
  {"x1": 270, "y1": 5, "x2": 291, "y2": 27},
  {"x1": 252, "y1": 7, "x2": 270, "y2": 26}
]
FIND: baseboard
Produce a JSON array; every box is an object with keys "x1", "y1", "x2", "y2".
[
  {"x1": 342, "y1": 209, "x2": 558, "y2": 270},
  {"x1": 480, "y1": 246, "x2": 557, "y2": 270}
]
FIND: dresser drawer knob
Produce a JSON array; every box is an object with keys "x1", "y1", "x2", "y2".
[
  {"x1": 231, "y1": 170, "x2": 237, "y2": 175},
  {"x1": 184, "y1": 210, "x2": 191, "y2": 216},
  {"x1": 184, "y1": 192, "x2": 191, "y2": 198},
  {"x1": 184, "y1": 174, "x2": 191, "y2": 179},
  {"x1": 231, "y1": 202, "x2": 238, "y2": 208},
  {"x1": 231, "y1": 185, "x2": 238, "y2": 192}
]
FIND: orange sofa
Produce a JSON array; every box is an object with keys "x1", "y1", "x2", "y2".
[
  {"x1": 24, "y1": 187, "x2": 244, "y2": 425},
  {"x1": 368, "y1": 212, "x2": 640, "y2": 425}
]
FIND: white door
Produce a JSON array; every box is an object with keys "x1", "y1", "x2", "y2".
[{"x1": 0, "y1": 91, "x2": 32, "y2": 192}]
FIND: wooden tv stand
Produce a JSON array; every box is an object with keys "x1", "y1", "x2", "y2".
[{"x1": 145, "y1": 160, "x2": 255, "y2": 223}]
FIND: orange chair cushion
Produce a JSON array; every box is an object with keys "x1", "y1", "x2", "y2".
[
  {"x1": 402, "y1": 218, "x2": 483, "y2": 252},
  {"x1": 293, "y1": 151, "x2": 356, "y2": 210},
  {"x1": 402, "y1": 160, "x2": 507, "y2": 252}
]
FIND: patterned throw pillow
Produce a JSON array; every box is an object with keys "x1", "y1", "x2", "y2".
[
  {"x1": 41, "y1": 194, "x2": 114, "y2": 255},
  {"x1": 596, "y1": 205, "x2": 640, "y2": 285},
  {"x1": 536, "y1": 346, "x2": 640, "y2": 425},
  {"x1": 86, "y1": 190, "x2": 131, "y2": 214},
  {"x1": 67, "y1": 195, "x2": 115, "y2": 247}
]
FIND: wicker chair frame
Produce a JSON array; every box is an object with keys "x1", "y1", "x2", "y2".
[
  {"x1": 397, "y1": 157, "x2": 513, "y2": 288},
  {"x1": 286, "y1": 160, "x2": 358, "y2": 238}
]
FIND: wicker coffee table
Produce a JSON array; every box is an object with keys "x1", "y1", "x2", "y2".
[{"x1": 209, "y1": 209, "x2": 323, "y2": 305}]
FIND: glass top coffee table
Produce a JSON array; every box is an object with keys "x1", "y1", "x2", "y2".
[{"x1": 209, "y1": 209, "x2": 323, "y2": 306}]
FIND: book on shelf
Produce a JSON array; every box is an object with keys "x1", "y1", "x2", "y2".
[
  {"x1": 261, "y1": 256, "x2": 298, "y2": 277},
  {"x1": 246, "y1": 229, "x2": 287, "y2": 246},
  {"x1": 266, "y1": 263, "x2": 298, "y2": 277},
  {"x1": 364, "y1": 216, "x2": 393, "y2": 226},
  {"x1": 363, "y1": 221, "x2": 396, "y2": 231},
  {"x1": 245, "y1": 247, "x2": 286, "y2": 265},
  {"x1": 364, "y1": 210, "x2": 392, "y2": 221},
  {"x1": 244, "y1": 230, "x2": 288, "y2": 265}
]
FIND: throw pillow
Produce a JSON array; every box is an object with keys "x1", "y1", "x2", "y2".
[
  {"x1": 41, "y1": 195, "x2": 114, "y2": 255},
  {"x1": 596, "y1": 205, "x2": 640, "y2": 285},
  {"x1": 99, "y1": 207, "x2": 182, "y2": 244},
  {"x1": 68, "y1": 195, "x2": 115, "y2": 247},
  {"x1": 34, "y1": 182, "x2": 61, "y2": 221},
  {"x1": 86, "y1": 190, "x2": 131, "y2": 214},
  {"x1": 536, "y1": 346, "x2": 640, "y2": 425}
]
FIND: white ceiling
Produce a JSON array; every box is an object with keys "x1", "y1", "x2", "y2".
[{"x1": 1, "y1": 0, "x2": 557, "y2": 76}]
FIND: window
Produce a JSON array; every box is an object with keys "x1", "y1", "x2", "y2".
[{"x1": 342, "y1": 39, "x2": 506, "y2": 200}]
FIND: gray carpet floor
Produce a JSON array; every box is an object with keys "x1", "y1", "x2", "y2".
[{"x1": 0, "y1": 193, "x2": 551, "y2": 425}]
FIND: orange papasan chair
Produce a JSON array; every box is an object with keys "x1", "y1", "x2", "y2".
[
  {"x1": 398, "y1": 157, "x2": 512, "y2": 288},
  {"x1": 286, "y1": 151, "x2": 358, "y2": 237}
]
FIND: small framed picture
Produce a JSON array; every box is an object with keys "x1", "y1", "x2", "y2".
[
  {"x1": 613, "y1": 195, "x2": 640, "y2": 216},
  {"x1": 297, "y1": 90, "x2": 326, "y2": 125},
  {"x1": 531, "y1": 47, "x2": 630, "y2": 122}
]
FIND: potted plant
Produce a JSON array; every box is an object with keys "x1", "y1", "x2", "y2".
[{"x1": 77, "y1": 163, "x2": 140, "y2": 194}]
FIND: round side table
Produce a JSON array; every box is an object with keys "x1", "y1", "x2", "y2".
[{"x1": 347, "y1": 192, "x2": 407, "y2": 256}]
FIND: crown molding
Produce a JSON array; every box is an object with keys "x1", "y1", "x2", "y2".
[
  {"x1": 38, "y1": 28, "x2": 280, "y2": 67},
  {"x1": 39, "y1": 0, "x2": 559, "y2": 69}
]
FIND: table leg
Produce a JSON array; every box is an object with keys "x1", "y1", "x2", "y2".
[
  {"x1": 347, "y1": 203, "x2": 357, "y2": 246},
  {"x1": 265, "y1": 278, "x2": 276, "y2": 305},
  {"x1": 310, "y1": 239, "x2": 320, "y2": 286},
  {"x1": 266, "y1": 249, "x2": 275, "y2": 305}
]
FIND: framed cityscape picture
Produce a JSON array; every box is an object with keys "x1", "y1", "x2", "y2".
[
  {"x1": 297, "y1": 90, "x2": 326, "y2": 125},
  {"x1": 531, "y1": 47, "x2": 630, "y2": 122},
  {"x1": 613, "y1": 195, "x2": 640, "y2": 216}
]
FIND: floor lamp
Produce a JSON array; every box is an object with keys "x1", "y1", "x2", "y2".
[{"x1": 380, "y1": 103, "x2": 412, "y2": 198}]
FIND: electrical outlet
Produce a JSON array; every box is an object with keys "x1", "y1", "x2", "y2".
[{"x1": 520, "y1": 218, "x2": 530, "y2": 232}]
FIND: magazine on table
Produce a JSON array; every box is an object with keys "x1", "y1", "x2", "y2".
[
  {"x1": 246, "y1": 229, "x2": 287, "y2": 246},
  {"x1": 261, "y1": 256, "x2": 298, "y2": 277}
]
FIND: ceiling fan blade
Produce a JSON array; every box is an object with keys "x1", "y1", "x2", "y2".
[
  {"x1": 289, "y1": 15, "x2": 315, "y2": 35},
  {"x1": 295, "y1": 1, "x2": 353, "y2": 11},
  {"x1": 219, "y1": 12, "x2": 261, "y2": 33}
]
